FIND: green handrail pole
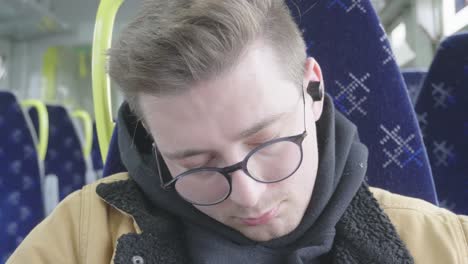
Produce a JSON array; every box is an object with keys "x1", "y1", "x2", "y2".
[
  {"x1": 21, "y1": 100, "x2": 49, "y2": 161},
  {"x1": 92, "y1": 0, "x2": 123, "y2": 163},
  {"x1": 72, "y1": 110, "x2": 93, "y2": 159},
  {"x1": 42, "y1": 47, "x2": 58, "y2": 102}
]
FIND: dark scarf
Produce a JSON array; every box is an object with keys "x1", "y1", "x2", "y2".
[{"x1": 96, "y1": 94, "x2": 414, "y2": 263}]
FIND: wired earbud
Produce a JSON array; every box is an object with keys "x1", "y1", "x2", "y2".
[{"x1": 307, "y1": 81, "x2": 323, "y2": 101}]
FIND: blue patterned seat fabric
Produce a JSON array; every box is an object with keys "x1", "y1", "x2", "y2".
[
  {"x1": 0, "y1": 91, "x2": 45, "y2": 263},
  {"x1": 415, "y1": 32, "x2": 468, "y2": 214},
  {"x1": 401, "y1": 69, "x2": 427, "y2": 105},
  {"x1": 29, "y1": 105, "x2": 87, "y2": 200},
  {"x1": 103, "y1": 0, "x2": 438, "y2": 204},
  {"x1": 285, "y1": 0, "x2": 437, "y2": 203},
  {"x1": 92, "y1": 123, "x2": 104, "y2": 173},
  {"x1": 103, "y1": 125, "x2": 127, "y2": 177}
]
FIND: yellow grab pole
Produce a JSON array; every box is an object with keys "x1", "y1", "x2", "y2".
[
  {"x1": 92, "y1": 0, "x2": 123, "y2": 162},
  {"x1": 42, "y1": 47, "x2": 58, "y2": 102},
  {"x1": 72, "y1": 110, "x2": 93, "y2": 159},
  {"x1": 21, "y1": 100, "x2": 49, "y2": 161}
]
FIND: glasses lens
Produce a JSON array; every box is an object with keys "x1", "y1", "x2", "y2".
[
  {"x1": 175, "y1": 170, "x2": 230, "y2": 205},
  {"x1": 246, "y1": 140, "x2": 302, "y2": 182}
]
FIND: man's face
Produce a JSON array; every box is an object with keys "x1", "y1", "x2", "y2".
[{"x1": 140, "y1": 44, "x2": 323, "y2": 241}]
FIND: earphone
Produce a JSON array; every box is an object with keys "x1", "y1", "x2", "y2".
[{"x1": 307, "y1": 81, "x2": 323, "y2": 101}]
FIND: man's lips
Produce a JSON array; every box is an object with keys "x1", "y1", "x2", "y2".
[{"x1": 239, "y1": 205, "x2": 280, "y2": 226}]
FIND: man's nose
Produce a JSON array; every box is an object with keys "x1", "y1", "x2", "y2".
[{"x1": 228, "y1": 169, "x2": 266, "y2": 208}]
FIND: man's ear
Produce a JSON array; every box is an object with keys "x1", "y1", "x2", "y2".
[{"x1": 303, "y1": 57, "x2": 325, "y2": 122}]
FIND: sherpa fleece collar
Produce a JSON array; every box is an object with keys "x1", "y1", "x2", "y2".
[{"x1": 96, "y1": 179, "x2": 414, "y2": 264}]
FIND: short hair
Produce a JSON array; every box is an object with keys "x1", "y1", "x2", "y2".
[{"x1": 108, "y1": 0, "x2": 307, "y2": 118}]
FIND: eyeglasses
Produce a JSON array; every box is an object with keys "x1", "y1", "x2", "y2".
[{"x1": 154, "y1": 83, "x2": 313, "y2": 206}]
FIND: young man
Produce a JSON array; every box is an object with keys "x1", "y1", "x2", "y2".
[{"x1": 8, "y1": 0, "x2": 467, "y2": 263}]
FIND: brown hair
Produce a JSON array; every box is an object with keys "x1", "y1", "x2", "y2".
[{"x1": 108, "y1": 0, "x2": 307, "y2": 118}]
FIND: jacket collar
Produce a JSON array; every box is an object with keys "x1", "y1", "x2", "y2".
[
  {"x1": 96, "y1": 178, "x2": 414, "y2": 264},
  {"x1": 96, "y1": 179, "x2": 191, "y2": 263}
]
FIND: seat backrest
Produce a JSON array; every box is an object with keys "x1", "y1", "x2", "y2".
[
  {"x1": 29, "y1": 105, "x2": 87, "y2": 200},
  {"x1": 102, "y1": 124, "x2": 126, "y2": 177},
  {"x1": 415, "y1": 32, "x2": 468, "y2": 214},
  {"x1": 91, "y1": 123, "x2": 104, "y2": 174},
  {"x1": 0, "y1": 91, "x2": 45, "y2": 262},
  {"x1": 285, "y1": 0, "x2": 437, "y2": 203},
  {"x1": 401, "y1": 69, "x2": 427, "y2": 105},
  {"x1": 103, "y1": 0, "x2": 438, "y2": 204}
]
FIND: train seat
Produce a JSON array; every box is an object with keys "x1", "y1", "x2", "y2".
[
  {"x1": 401, "y1": 69, "x2": 427, "y2": 105},
  {"x1": 102, "y1": 125, "x2": 126, "y2": 177},
  {"x1": 29, "y1": 105, "x2": 88, "y2": 200},
  {"x1": 91, "y1": 123, "x2": 104, "y2": 177},
  {"x1": 0, "y1": 91, "x2": 45, "y2": 262},
  {"x1": 284, "y1": 0, "x2": 437, "y2": 203},
  {"x1": 415, "y1": 32, "x2": 468, "y2": 214}
]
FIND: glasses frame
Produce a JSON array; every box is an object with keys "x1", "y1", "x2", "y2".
[{"x1": 153, "y1": 82, "x2": 316, "y2": 206}]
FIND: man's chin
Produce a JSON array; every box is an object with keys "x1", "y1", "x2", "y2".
[
  {"x1": 238, "y1": 222, "x2": 296, "y2": 242},
  {"x1": 242, "y1": 230, "x2": 280, "y2": 242}
]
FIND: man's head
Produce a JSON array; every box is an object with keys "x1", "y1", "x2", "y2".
[{"x1": 108, "y1": 0, "x2": 325, "y2": 241}]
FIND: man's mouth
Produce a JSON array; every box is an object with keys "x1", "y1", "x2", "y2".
[{"x1": 240, "y1": 204, "x2": 280, "y2": 226}]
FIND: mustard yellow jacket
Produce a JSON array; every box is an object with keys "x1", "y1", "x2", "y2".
[{"x1": 7, "y1": 173, "x2": 468, "y2": 263}]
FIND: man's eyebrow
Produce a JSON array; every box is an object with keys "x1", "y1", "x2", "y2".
[
  {"x1": 162, "y1": 112, "x2": 287, "y2": 160},
  {"x1": 163, "y1": 148, "x2": 212, "y2": 160},
  {"x1": 235, "y1": 112, "x2": 286, "y2": 140}
]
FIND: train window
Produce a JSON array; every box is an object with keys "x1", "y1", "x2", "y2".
[
  {"x1": 389, "y1": 22, "x2": 416, "y2": 66},
  {"x1": 0, "y1": 54, "x2": 6, "y2": 80},
  {"x1": 443, "y1": 0, "x2": 468, "y2": 36}
]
